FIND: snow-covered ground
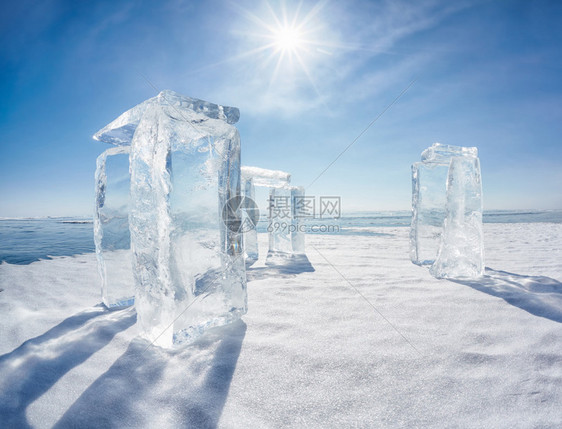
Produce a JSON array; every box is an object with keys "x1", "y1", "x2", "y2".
[{"x1": 1, "y1": 223, "x2": 561, "y2": 428}]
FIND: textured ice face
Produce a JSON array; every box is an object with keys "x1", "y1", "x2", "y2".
[{"x1": 93, "y1": 90, "x2": 240, "y2": 145}]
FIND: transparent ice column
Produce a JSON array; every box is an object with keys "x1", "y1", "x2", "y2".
[
  {"x1": 268, "y1": 186, "x2": 305, "y2": 256},
  {"x1": 430, "y1": 155, "x2": 484, "y2": 279},
  {"x1": 125, "y1": 92, "x2": 246, "y2": 348},
  {"x1": 94, "y1": 146, "x2": 134, "y2": 308},
  {"x1": 268, "y1": 187, "x2": 294, "y2": 255},
  {"x1": 409, "y1": 161, "x2": 449, "y2": 265},
  {"x1": 291, "y1": 186, "x2": 305, "y2": 254},
  {"x1": 410, "y1": 143, "x2": 478, "y2": 265},
  {"x1": 242, "y1": 177, "x2": 259, "y2": 261}
]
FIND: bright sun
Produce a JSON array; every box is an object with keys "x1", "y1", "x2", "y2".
[
  {"x1": 229, "y1": 1, "x2": 333, "y2": 90},
  {"x1": 274, "y1": 26, "x2": 302, "y2": 52}
]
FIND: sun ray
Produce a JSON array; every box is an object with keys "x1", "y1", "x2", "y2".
[
  {"x1": 189, "y1": 1, "x2": 342, "y2": 94},
  {"x1": 269, "y1": 49, "x2": 286, "y2": 89},
  {"x1": 292, "y1": 1, "x2": 304, "y2": 28},
  {"x1": 264, "y1": 1, "x2": 284, "y2": 32},
  {"x1": 192, "y1": 0, "x2": 407, "y2": 84},
  {"x1": 294, "y1": 49, "x2": 321, "y2": 97}
]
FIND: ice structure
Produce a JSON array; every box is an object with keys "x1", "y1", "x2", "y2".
[
  {"x1": 241, "y1": 176, "x2": 259, "y2": 261},
  {"x1": 94, "y1": 90, "x2": 247, "y2": 347},
  {"x1": 241, "y1": 166, "x2": 291, "y2": 261},
  {"x1": 410, "y1": 143, "x2": 484, "y2": 279},
  {"x1": 268, "y1": 186, "x2": 306, "y2": 256},
  {"x1": 94, "y1": 146, "x2": 134, "y2": 308},
  {"x1": 241, "y1": 166, "x2": 291, "y2": 188},
  {"x1": 430, "y1": 155, "x2": 484, "y2": 278},
  {"x1": 240, "y1": 166, "x2": 305, "y2": 261}
]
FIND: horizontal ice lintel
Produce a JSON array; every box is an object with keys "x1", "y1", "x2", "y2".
[
  {"x1": 421, "y1": 143, "x2": 478, "y2": 164},
  {"x1": 241, "y1": 166, "x2": 291, "y2": 188},
  {"x1": 94, "y1": 90, "x2": 240, "y2": 146}
]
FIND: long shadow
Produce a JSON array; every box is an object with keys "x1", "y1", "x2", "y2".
[
  {"x1": 55, "y1": 320, "x2": 247, "y2": 429},
  {"x1": 177, "y1": 320, "x2": 247, "y2": 428},
  {"x1": 247, "y1": 252, "x2": 315, "y2": 281},
  {"x1": 452, "y1": 268, "x2": 562, "y2": 323},
  {"x1": 0, "y1": 306, "x2": 136, "y2": 428}
]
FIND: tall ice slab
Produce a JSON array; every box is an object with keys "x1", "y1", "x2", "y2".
[
  {"x1": 94, "y1": 146, "x2": 135, "y2": 308},
  {"x1": 241, "y1": 176, "x2": 259, "y2": 261},
  {"x1": 268, "y1": 186, "x2": 306, "y2": 256},
  {"x1": 94, "y1": 90, "x2": 247, "y2": 347},
  {"x1": 430, "y1": 155, "x2": 484, "y2": 278},
  {"x1": 410, "y1": 143, "x2": 484, "y2": 279}
]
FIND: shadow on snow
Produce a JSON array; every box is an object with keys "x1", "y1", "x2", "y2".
[
  {"x1": 53, "y1": 319, "x2": 247, "y2": 429},
  {"x1": 0, "y1": 306, "x2": 136, "y2": 429},
  {"x1": 0, "y1": 305, "x2": 246, "y2": 429},
  {"x1": 246, "y1": 252, "x2": 315, "y2": 281},
  {"x1": 452, "y1": 268, "x2": 562, "y2": 323}
]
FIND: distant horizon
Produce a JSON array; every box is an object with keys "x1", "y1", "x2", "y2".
[{"x1": 2, "y1": 208, "x2": 562, "y2": 221}]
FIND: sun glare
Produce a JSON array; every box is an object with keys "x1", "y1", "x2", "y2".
[
  {"x1": 227, "y1": 1, "x2": 333, "y2": 92},
  {"x1": 274, "y1": 26, "x2": 302, "y2": 52}
]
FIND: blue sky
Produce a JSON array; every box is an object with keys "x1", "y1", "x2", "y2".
[{"x1": 1, "y1": 0, "x2": 561, "y2": 217}]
